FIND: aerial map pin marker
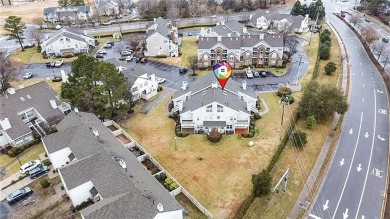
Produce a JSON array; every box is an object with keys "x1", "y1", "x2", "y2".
[{"x1": 213, "y1": 61, "x2": 232, "y2": 90}]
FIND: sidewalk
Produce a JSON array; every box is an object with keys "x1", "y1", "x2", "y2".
[
  {"x1": 141, "y1": 87, "x2": 176, "y2": 114},
  {"x1": 0, "y1": 174, "x2": 34, "y2": 201},
  {"x1": 287, "y1": 18, "x2": 349, "y2": 219}
]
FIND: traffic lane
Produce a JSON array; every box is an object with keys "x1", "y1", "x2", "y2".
[
  {"x1": 0, "y1": 200, "x2": 11, "y2": 219},
  {"x1": 20, "y1": 64, "x2": 71, "y2": 79}
]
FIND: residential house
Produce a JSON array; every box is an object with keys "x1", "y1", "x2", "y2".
[
  {"x1": 144, "y1": 17, "x2": 180, "y2": 57},
  {"x1": 199, "y1": 20, "x2": 248, "y2": 37},
  {"x1": 95, "y1": 0, "x2": 120, "y2": 16},
  {"x1": 42, "y1": 111, "x2": 184, "y2": 218},
  {"x1": 0, "y1": 82, "x2": 71, "y2": 149},
  {"x1": 105, "y1": 59, "x2": 158, "y2": 101},
  {"x1": 248, "y1": 10, "x2": 309, "y2": 33},
  {"x1": 378, "y1": 2, "x2": 390, "y2": 14},
  {"x1": 43, "y1": 6, "x2": 92, "y2": 23},
  {"x1": 197, "y1": 34, "x2": 284, "y2": 69},
  {"x1": 41, "y1": 27, "x2": 96, "y2": 57},
  {"x1": 171, "y1": 73, "x2": 258, "y2": 134}
]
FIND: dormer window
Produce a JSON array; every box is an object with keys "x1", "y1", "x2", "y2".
[
  {"x1": 206, "y1": 105, "x2": 212, "y2": 112},
  {"x1": 217, "y1": 105, "x2": 223, "y2": 112}
]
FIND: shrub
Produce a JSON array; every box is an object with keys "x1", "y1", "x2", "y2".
[
  {"x1": 247, "y1": 132, "x2": 254, "y2": 138},
  {"x1": 277, "y1": 87, "x2": 292, "y2": 97},
  {"x1": 290, "y1": 130, "x2": 308, "y2": 148},
  {"x1": 176, "y1": 131, "x2": 182, "y2": 137},
  {"x1": 320, "y1": 33, "x2": 331, "y2": 43},
  {"x1": 252, "y1": 169, "x2": 271, "y2": 197},
  {"x1": 157, "y1": 86, "x2": 163, "y2": 92},
  {"x1": 321, "y1": 29, "x2": 331, "y2": 36},
  {"x1": 207, "y1": 128, "x2": 222, "y2": 143},
  {"x1": 18, "y1": 176, "x2": 24, "y2": 180},
  {"x1": 254, "y1": 113, "x2": 261, "y2": 120},
  {"x1": 160, "y1": 172, "x2": 167, "y2": 181},
  {"x1": 52, "y1": 77, "x2": 62, "y2": 82},
  {"x1": 249, "y1": 125, "x2": 255, "y2": 130},
  {"x1": 11, "y1": 180, "x2": 16, "y2": 185},
  {"x1": 305, "y1": 115, "x2": 317, "y2": 129},
  {"x1": 241, "y1": 133, "x2": 248, "y2": 138},
  {"x1": 155, "y1": 174, "x2": 161, "y2": 182},
  {"x1": 250, "y1": 115, "x2": 254, "y2": 120},
  {"x1": 165, "y1": 177, "x2": 173, "y2": 184},
  {"x1": 282, "y1": 95, "x2": 294, "y2": 105},
  {"x1": 7, "y1": 150, "x2": 15, "y2": 157},
  {"x1": 323, "y1": 40, "x2": 331, "y2": 48},
  {"x1": 169, "y1": 182, "x2": 178, "y2": 191},
  {"x1": 324, "y1": 61, "x2": 337, "y2": 75},
  {"x1": 40, "y1": 179, "x2": 51, "y2": 189},
  {"x1": 155, "y1": 55, "x2": 168, "y2": 58},
  {"x1": 43, "y1": 159, "x2": 52, "y2": 166},
  {"x1": 319, "y1": 44, "x2": 330, "y2": 60}
]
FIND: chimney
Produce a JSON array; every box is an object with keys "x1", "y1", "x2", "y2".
[
  {"x1": 153, "y1": 18, "x2": 156, "y2": 22},
  {"x1": 260, "y1": 34, "x2": 264, "y2": 40},
  {"x1": 0, "y1": 118, "x2": 11, "y2": 130},
  {"x1": 242, "y1": 81, "x2": 247, "y2": 91},
  {"x1": 18, "y1": 84, "x2": 25, "y2": 89},
  {"x1": 7, "y1": 88, "x2": 15, "y2": 95},
  {"x1": 50, "y1": 99, "x2": 58, "y2": 109},
  {"x1": 182, "y1": 81, "x2": 188, "y2": 90},
  {"x1": 217, "y1": 36, "x2": 221, "y2": 42},
  {"x1": 243, "y1": 26, "x2": 247, "y2": 33},
  {"x1": 150, "y1": 74, "x2": 156, "y2": 83},
  {"x1": 157, "y1": 203, "x2": 164, "y2": 212},
  {"x1": 247, "y1": 101, "x2": 252, "y2": 111},
  {"x1": 178, "y1": 101, "x2": 183, "y2": 111}
]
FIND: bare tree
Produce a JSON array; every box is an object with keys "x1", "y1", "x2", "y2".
[
  {"x1": 166, "y1": 1, "x2": 180, "y2": 20},
  {"x1": 373, "y1": 41, "x2": 389, "y2": 60},
  {"x1": 0, "y1": 51, "x2": 20, "y2": 93},
  {"x1": 362, "y1": 26, "x2": 379, "y2": 46},
  {"x1": 125, "y1": 34, "x2": 145, "y2": 50},
  {"x1": 187, "y1": 55, "x2": 198, "y2": 75},
  {"x1": 381, "y1": 51, "x2": 390, "y2": 70},
  {"x1": 206, "y1": 0, "x2": 218, "y2": 15},
  {"x1": 26, "y1": 26, "x2": 44, "y2": 48},
  {"x1": 32, "y1": 17, "x2": 44, "y2": 29},
  {"x1": 350, "y1": 14, "x2": 362, "y2": 27},
  {"x1": 285, "y1": 36, "x2": 297, "y2": 60},
  {"x1": 220, "y1": 0, "x2": 235, "y2": 13},
  {"x1": 188, "y1": 0, "x2": 200, "y2": 17}
]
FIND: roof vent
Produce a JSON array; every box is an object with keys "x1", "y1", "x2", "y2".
[
  {"x1": 7, "y1": 88, "x2": 15, "y2": 95},
  {"x1": 182, "y1": 81, "x2": 188, "y2": 91},
  {"x1": 50, "y1": 99, "x2": 58, "y2": 109},
  {"x1": 157, "y1": 203, "x2": 164, "y2": 212},
  {"x1": 26, "y1": 94, "x2": 31, "y2": 99},
  {"x1": 92, "y1": 129, "x2": 99, "y2": 137}
]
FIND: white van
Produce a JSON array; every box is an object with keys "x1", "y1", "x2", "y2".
[{"x1": 20, "y1": 160, "x2": 42, "y2": 174}]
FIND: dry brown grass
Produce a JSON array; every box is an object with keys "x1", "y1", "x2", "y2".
[
  {"x1": 123, "y1": 92, "x2": 299, "y2": 218},
  {"x1": 10, "y1": 79, "x2": 62, "y2": 94}
]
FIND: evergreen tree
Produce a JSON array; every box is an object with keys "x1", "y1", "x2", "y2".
[
  {"x1": 252, "y1": 170, "x2": 271, "y2": 197},
  {"x1": 4, "y1": 16, "x2": 25, "y2": 51},
  {"x1": 291, "y1": 0, "x2": 301, "y2": 15}
]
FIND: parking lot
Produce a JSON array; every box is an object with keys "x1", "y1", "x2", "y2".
[{"x1": 0, "y1": 193, "x2": 38, "y2": 219}]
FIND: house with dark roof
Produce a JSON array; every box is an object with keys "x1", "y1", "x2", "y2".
[
  {"x1": 0, "y1": 82, "x2": 71, "y2": 149},
  {"x1": 43, "y1": 6, "x2": 92, "y2": 23},
  {"x1": 144, "y1": 17, "x2": 181, "y2": 57},
  {"x1": 105, "y1": 59, "x2": 158, "y2": 101},
  {"x1": 41, "y1": 27, "x2": 96, "y2": 57},
  {"x1": 43, "y1": 111, "x2": 184, "y2": 218},
  {"x1": 95, "y1": 0, "x2": 120, "y2": 16},
  {"x1": 248, "y1": 10, "x2": 309, "y2": 33},
  {"x1": 200, "y1": 20, "x2": 248, "y2": 37},
  {"x1": 197, "y1": 34, "x2": 284, "y2": 69},
  {"x1": 172, "y1": 73, "x2": 258, "y2": 134}
]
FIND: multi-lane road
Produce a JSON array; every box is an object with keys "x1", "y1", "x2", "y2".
[{"x1": 308, "y1": 1, "x2": 390, "y2": 219}]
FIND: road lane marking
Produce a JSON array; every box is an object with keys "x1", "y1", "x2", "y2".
[
  {"x1": 357, "y1": 164, "x2": 362, "y2": 172},
  {"x1": 378, "y1": 109, "x2": 387, "y2": 114},
  {"x1": 355, "y1": 89, "x2": 377, "y2": 219},
  {"x1": 378, "y1": 135, "x2": 385, "y2": 141},
  {"x1": 340, "y1": 158, "x2": 345, "y2": 166},
  {"x1": 362, "y1": 84, "x2": 364, "y2": 88},
  {"x1": 349, "y1": 129, "x2": 353, "y2": 134},
  {"x1": 362, "y1": 98, "x2": 364, "y2": 103},
  {"x1": 365, "y1": 132, "x2": 369, "y2": 138},
  {"x1": 333, "y1": 112, "x2": 363, "y2": 219},
  {"x1": 323, "y1": 200, "x2": 329, "y2": 211},
  {"x1": 343, "y1": 208, "x2": 349, "y2": 219},
  {"x1": 371, "y1": 168, "x2": 383, "y2": 178},
  {"x1": 309, "y1": 213, "x2": 322, "y2": 219}
]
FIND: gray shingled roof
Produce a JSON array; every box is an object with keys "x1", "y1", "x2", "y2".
[
  {"x1": 198, "y1": 34, "x2": 283, "y2": 50},
  {"x1": 155, "y1": 17, "x2": 168, "y2": 26},
  {"x1": 212, "y1": 25, "x2": 232, "y2": 36},
  {"x1": 44, "y1": 27, "x2": 92, "y2": 46},
  {"x1": 0, "y1": 82, "x2": 64, "y2": 140},
  {"x1": 53, "y1": 112, "x2": 183, "y2": 217},
  {"x1": 81, "y1": 193, "x2": 158, "y2": 219},
  {"x1": 43, "y1": 6, "x2": 91, "y2": 16},
  {"x1": 42, "y1": 125, "x2": 103, "y2": 159},
  {"x1": 173, "y1": 72, "x2": 256, "y2": 99},
  {"x1": 224, "y1": 20, "x2": 244, "y2": 35},
  {"x1": 249, "y1": 10, "x2": 289, "y2": 26}
]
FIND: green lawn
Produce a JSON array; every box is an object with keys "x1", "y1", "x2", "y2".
[{"x1": 1, "y1": 143, "x2": 45, "y2": 179}]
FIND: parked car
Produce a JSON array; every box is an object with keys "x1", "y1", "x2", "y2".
[
  {"x1": 22, "y1": 42, "x2": 35, "y2": 48},
  {"x1": 97, "y1": 50, "x2": 107, "y2": 54},
  {"x1": 156, "y1": 77, "x2": 166, "y2": 84},
  {"x1": 140, "y1": 57, "x2": 147, "y2": 64},
  {"x1": 6, "y1": 187, "x2": 33, "y2": 204},
  {"x1": 117, "y1": 66, "x2": 127, "y2": 72},
  {"x1": 179, "y1": 68, "x2": 188, "y2": 75},
  {"x1": 126, "y1": 55, "x2": 134, "y2": 62},
  {"x1": 365, "y1": 18, "x2": 370, "y2": 22},
  {"x1": 383, "y1": 37, "x2": 389, "y2": 43},
  {"x1": 20, "y1": 160, "x2": 42, "y2": 174},
  {"x1": 253, "y1": 71, "x2": 260, "y2": 77},
  {"x1": 95, "y1": 53, "x2": 104, "y2": 58},
  {"x1": 103, "y1": 44, "x2": 112, "y2": 49},
  {"x1": 28, "y1": 165, "x2": 50, "y2": 179},
  {"x1": 121, "y1": 50, "x2": 132, "y2": 56},
  {"x1": 211, "y1": 15, "x2": 217, "y2": 18},
  {"x1": 46, "y1": 62, "x2": 55, "y2": 68},
  {"x1": 23, "y1": 72, "x2": 33, "y2": 79},
  {"x1": 55, "y1": 60, "x2": 63, "y2": 67},
  {"x1": 246, "y1": 69, "x2": 254, "y2": 79},
  {"x1": 102, "y1": 21, "x2": 112, "y2": 26},
  {"x1": 55, "y1": 25, "x2": 62, "y2": 30},
  {"x1": 106, "y1": 41, "x2": 115, "y2": 46},
  {"x1": 266, "y1": 30, "x2": 275, "y2": 34},
  {"x1": 260, "y1": 71, "x2": 267, "y2": 77}
]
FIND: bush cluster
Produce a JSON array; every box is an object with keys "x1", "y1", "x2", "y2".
[
  {"x1": 52, "y1": 77, "x2": 62, "y2": 82},
  {"x1": 163, "y1": 177, "x2": 178, "y2": 191},
  {"x1": 43, "y1": 159, "x2": 52, "y2": 166},
  {"x1": 73, "y1": 199, "x2": 94, "y2": 212},
  {"x1": 155, "y1": 55, "x2": 168, "y2": 58},
  {"x1": 157, "y1": 86, "x2": 163, "y2": 92},
  {"x1": 277, "y1": 87, "x2": 292, "y2": 97},
  {"x1": 207, "y1": 128, "x2": 222, "y2": 143},
  {"x1": 40, "y1": 178, "x2": 51, "y2": 189},
  {"x1": 319, "y1": 29, "x2": 332, "y2": 60},
  {"x1": 7, "y1": 139, "x2": 40, "y2": 157}
]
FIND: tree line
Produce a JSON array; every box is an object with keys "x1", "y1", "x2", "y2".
[{"x1": 291, "y1": 0, "x2": 325, "y2": 20}]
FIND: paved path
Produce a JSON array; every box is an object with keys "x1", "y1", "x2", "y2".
[{"x1": 140, "y1": 87, "x2": 176, "y2": 114}]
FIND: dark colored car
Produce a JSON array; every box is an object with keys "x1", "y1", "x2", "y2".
[
  {"x1": 136, "y1": 56, "x2": 145, "y2": 63},
  {"x1": 28, "y1": 165, "x2": 50, "y2": 179},
  {"x1": 140, "y1": 57, "x2": 148, "y2": 64},
  {"x1": 382, "y1": 37, "x2": 389, "y2": 43},
  {"x1": 179, "y1": 68, "x2": 188, "y2": 75},
  {"x1": 95, "y1": 54, "x2": 104, "y2": 58},
  {"x1": 260, "y1": 71, "x2": 267, "y2": 77},
  {"x1": 106, "y1": 41, "x2": 115, "y2": 46},
  {"x1": 45, "y1": 62, "x2": 55, "y2": 68},
  {"x1": 6, "y1": 187, "x2": 33, "y2": 204},
  {"x1": 253, "y1": 71, "x2": 260, "y2": 77}
]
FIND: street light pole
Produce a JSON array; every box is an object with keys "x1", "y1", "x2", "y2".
[{"x1": 174, "y1": 136, "x2": 177, "y2": 150}]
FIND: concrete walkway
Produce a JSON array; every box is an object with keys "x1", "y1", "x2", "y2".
[
  {"x1": 140, "y1": 87, "x2": 176, "y2": 114},
  {"x1": 258, "y1": 97, "x2": 270, "y2": 116},
  {"x1": 287, "y1": 18, "x2": 350, "y2": 219}
]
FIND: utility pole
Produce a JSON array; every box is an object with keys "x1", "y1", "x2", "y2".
[
  {"x1": 295, "y1": 55, "x2": 304, "y2": 85},
  {"x1": 279, "y1": 96, "x2": 290, "y2": 143},
  {"x1": 272, "y1": 168, "x2": 290, "y2": 193},
  {"x1": 309, "y1": 6, "x2": 322, "y2": 46}
]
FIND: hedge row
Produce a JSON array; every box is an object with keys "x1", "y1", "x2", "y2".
[{"x1": 7, "y1": 139, "x2": 41, "y2": 157}]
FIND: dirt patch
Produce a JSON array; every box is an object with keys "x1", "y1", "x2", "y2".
[
  {"x1": 107, "y1": 125, "x2": 118, "y2": 131},
  {"x1": 116, "y1": 134, "x2": 130, "y2": 144}
]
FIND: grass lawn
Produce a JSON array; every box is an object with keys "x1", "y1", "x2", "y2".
[
  {"x1": 122, "y1": 92, "x2": 299, "y2": 218},
  {"x1": 175, "y1": 193, "x2": 207, "y2": 219},
  {"x1": 149, "y1": 37, "x2": 198, "y2": 68},
  {"x1": 301, "y1": 33, "x2": 320, "y2": 85},
  {"x1": 243, "y1": 26, "x2": 343, "y2": 218},
  {"x1": 10, "y1": 79, "x2": 62, "y2": 95},
  {"x1": 0, "y1": 143, "x2": 45, "y2": 180}
]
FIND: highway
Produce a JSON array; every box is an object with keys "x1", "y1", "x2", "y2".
[{"x1": 307, "y1": 1, "x2": 390, "y2": 219}]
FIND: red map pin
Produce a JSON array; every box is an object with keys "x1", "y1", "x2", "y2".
[{"x1": 213, "y1": 62, "x2": 232, "y2": 89}]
